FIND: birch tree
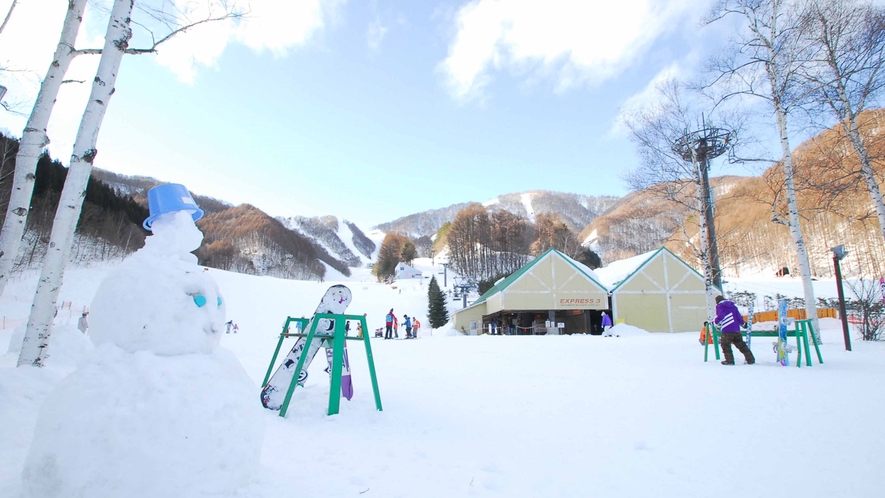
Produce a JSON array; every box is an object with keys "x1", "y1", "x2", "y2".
[
  {"x1": 0, "y1": 0, "x2": 88, "y2": 298},
  {"x1": 17, "y1": 0, "x2": 134, "y2": 367},
  {"x1": 0, "y1": 0, "x2": 242, "y2": 299},
  {"x1": 802, "y1": 0, "x2": 885, "y2": 245},
  {"x1": 0, "y1": 0, "x2": 18, "y2": 37},
  {"x1": 16, "y1": 0, "x2": 242, "y2": 367},
  {"x1": 622, "y1": 79, "x2": 728, "y2": 322},
  {"x1": 708, "y1": 0, "x2": 821, "y2": 340}
]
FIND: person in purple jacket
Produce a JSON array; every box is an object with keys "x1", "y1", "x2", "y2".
[{"x1": 714, "y1": 295, "x2": 755, "y2": 365}]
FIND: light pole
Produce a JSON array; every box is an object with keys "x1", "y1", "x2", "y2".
[
  {"x1": 673, "y1": 116, "x2": 730, "y2": 291},
  {"x1": 831, "y1": 245, "x2": 851, "y2": 351}
]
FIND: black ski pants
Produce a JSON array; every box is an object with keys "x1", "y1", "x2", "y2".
[
  {"x1": 385, "y1": 323, "x2": 393, "y2": 339},
  {"x1": 720, "y1": 333, "x2": 755, "y2": 364}
]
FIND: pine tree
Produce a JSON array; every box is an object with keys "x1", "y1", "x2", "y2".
[{"x1": 427, "y1": 276, "x2": 449, "y2": 329}]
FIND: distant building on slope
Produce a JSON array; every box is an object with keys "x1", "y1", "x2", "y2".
[{"x1": 394, "y1": 263, "x2": 423, "y2": 280}]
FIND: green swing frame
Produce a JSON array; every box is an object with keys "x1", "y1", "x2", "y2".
[{"x1": 262, "y1": 314, "x2": 383, "y2": 417}]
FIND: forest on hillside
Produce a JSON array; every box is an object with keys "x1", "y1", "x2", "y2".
[{"x1": 0, "y1": 133, "x2": 149, "y2": 269}]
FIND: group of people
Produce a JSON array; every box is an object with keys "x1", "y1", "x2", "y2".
[
  {"x1": 225, "y1": 320, "x2": 239, "y2": 334},
  {"x1": 384, "y1": 309, "x2": 420, "y2": 339}
]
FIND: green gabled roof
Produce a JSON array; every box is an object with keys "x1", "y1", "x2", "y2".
[
  {"x1": 471, "y1": 248, "x2": 608, "y2": 306},
  {"x1": 608, "y1": 246, "x2": 713, "y2": 293}
]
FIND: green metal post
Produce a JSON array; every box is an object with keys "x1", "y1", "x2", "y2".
[
  {"x1": 262, "y1": 317, "x2": 309, "y2": 387},
  {"x1": 358, "y1": 315, "x2": 383, "y2": 411},
  {"x1": 712, "y1": 324, "x2": 721, "y2": 361},
  {"x1": 327, "y1": 315, "x2": 346, "y2": 416},
  {"x1": 704, "y1": 322, "x2": 710, "y2": 362},
  {"x1": 263, "y1": 320, "x2": 290, "y2": 387},
  {"x1": 279, "y1": 318, "x2": 320, "y2": 418},
  {"x1": 795, "y1": 322, "x2": 803, "y2": 368}
]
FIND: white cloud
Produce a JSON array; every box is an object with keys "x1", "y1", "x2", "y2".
[
  {"x1": 438, "y1": 0, "x2": 707, "y2": 102},
  {"x1": 607, "y1": 63, "x2": 685, "y2": 139},
  {"x1": 151, "y1": 0, "x2": 345, "y2": 84},
  {"x1": 0, "y1": 0, "x2": 343, "y2": 161},
  {"x1": 367, "y1": 17, "x2": 388, "y2": 51}
]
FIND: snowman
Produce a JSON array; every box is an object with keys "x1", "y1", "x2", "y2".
[{"x1": 22, "y1": 184, "x2": 264, "y2": 498}]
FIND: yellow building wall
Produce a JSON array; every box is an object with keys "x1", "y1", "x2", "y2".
[
  {"x1": 612, "y1": 251, "x2": 708, "y2": 332},
  {"x1": 497, "y1": 255, "x2": 608, "y2": 311},
  {"x1": 668, "y1": 293, "x2": 709, "y2": 332},
  {"x1": 452, "y1": 304, "x2": 486, "y2": 333},
  {"x1": 613, "y1": 293, "x2": 669, "y2": 332}
]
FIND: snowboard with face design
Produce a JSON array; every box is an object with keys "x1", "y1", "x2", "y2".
[{"x1": 261, "y1": 285, "x2": 352, "y2": 410}]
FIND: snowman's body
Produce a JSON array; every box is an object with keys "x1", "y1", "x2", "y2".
[{"x1": 23, "y1": 211, "x2": 263, "y2": 498}]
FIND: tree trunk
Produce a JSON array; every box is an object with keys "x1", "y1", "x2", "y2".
[
  {"x1": 0, "y1": 0, "x2": 87, "y2": 298},
  {"x1": 842, "y1": 115, "x2": 885, "y2": 245},
  {"x1": 17, "y1": 0, "x2": 133, "y2": 367},
  {"x1": 773, "y1": 104, "x2": 821, "y2": 342}
]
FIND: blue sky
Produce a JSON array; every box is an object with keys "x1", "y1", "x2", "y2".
[{"x1": 0, "y1": 0, "x2": 749, "y2": 229}]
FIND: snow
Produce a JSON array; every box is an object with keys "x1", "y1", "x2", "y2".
[
  {"x1": 594, "y1": 249, "x2": 658, "y2": 288},
  {"x1": 1, "y1": 234, "x2": 884, "y2": 496},
  {"x1": 520, "y1": 191, "x2": 535, "y2": 217}
]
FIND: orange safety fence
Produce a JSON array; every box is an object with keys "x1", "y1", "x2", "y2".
[{"x1": 750, "y1": 308, "x2": 837, "y2": 324}]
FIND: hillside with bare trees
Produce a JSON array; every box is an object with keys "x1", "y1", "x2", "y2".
[{"x1": 583, "y1": 110, "x2": 885, "y2": 278}]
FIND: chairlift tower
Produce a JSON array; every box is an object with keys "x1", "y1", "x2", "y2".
[{"x1": 673, "y1": 117, "x2": 731, "y2": 291}]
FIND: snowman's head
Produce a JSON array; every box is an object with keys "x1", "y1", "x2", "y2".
[{"x1": 142, "y1": 210, "x2": 204, "y2": 264}]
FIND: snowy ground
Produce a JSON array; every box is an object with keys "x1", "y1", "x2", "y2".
[{"x1": 1, "y1": 258, "x2": 882, "y2": 497}]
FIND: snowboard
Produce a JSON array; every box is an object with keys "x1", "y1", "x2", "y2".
[
  {"x1": 746, "y1": 303, "x2": 754, "y2": 350},
  {"x1": 324, "y1": 342, "x2": 354, "y2": 401},
  {"x1": 777, "y1": 299, "x2": 789, "y2": 366},
  {"x1": 261, "y1": 285, "x2": 352, "y2": 410}
]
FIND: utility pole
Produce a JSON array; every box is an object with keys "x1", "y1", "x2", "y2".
[
  {"x1": 831, "y1": 245, "x2": 851, "y2": 351},
  {"x1": 674, "y1": 116, "x2": 730, "y2": 290}
]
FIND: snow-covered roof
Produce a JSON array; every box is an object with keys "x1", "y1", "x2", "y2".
[{"x1": 594, "y1": 249, "x2": 660, "y2": 289}]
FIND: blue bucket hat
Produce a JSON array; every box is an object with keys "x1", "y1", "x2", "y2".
[{"x1": 143, "y1": 183, "x2": 204, "y2": 231}]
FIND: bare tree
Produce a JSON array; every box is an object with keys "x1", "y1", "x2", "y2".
[
  {"x1": 801, "y1": 0, "x2": 885, "y2": 245},
  {"x1": 16, "y1": 0, "x2": 243, "y2": 367},
  {"x1": 707, "y1": 0, "x2": 821, "y2": 339},
  {"x1": 623, "y1": 78, "x2": 729, "y2": 322}
]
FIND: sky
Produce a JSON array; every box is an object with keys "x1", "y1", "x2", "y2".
[{"x1": 0, "y1": 0, "x2": 755, "y2": 229}]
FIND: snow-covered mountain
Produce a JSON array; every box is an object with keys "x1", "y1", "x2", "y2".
[{"x1": 375, "y1": 190, "x2": 619, "y2": 239}]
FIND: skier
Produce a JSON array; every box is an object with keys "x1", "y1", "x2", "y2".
[
  {"x1": 233, "y1": 323, "x2": 239, "y2": 334},
  {"x1": 225, "y1": 320, "x2": 233, "y2": 334},
  {"x1": 345, "y1": 320, "x2": 351, "y2": 335},
  {"x1": 404, "y1": 314, "x2": 412, "y2": 339},
  {"x1": 601, "y1": 311, "x2": 613, "y2": 336},
  {"x1": 385, "y1": 309, "x2": 397, "y2": 340},
  {"x1": 412, "y1": 318, "x2": 420, "y2": 336},
  {"x1": 356, "y1": 321, "x2": 363, "y2": 338},
  {"x1": 714, "y1": 295, "x2": 755, "y2": 365},
  {"x1": 77, "y1": 311, "x2": 89, "y2": 334}
]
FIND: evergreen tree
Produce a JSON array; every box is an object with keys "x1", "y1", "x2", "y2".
[
  {"x1": 401, "y1": 242, "x2": 417, "y2": 265},
  {"x1": 427, "y1": 275, "x2": 449, "y2": 329}
]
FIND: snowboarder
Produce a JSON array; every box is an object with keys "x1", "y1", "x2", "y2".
[
  {"x1": 225, "y1": 320, "x2": 233, "y2": 334},
  {"x1": 77, "y1": 311, "x2": 89, "y2": 334},
  {"x1": 714, "y1": 295, "x2": 755, "y2": 365},
  {"x1": 601, "y1": 312, "x2": 613, "y2": 336},
  {"x1": 404, "y1": 314, "x2": 412, "y2": 338}
]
